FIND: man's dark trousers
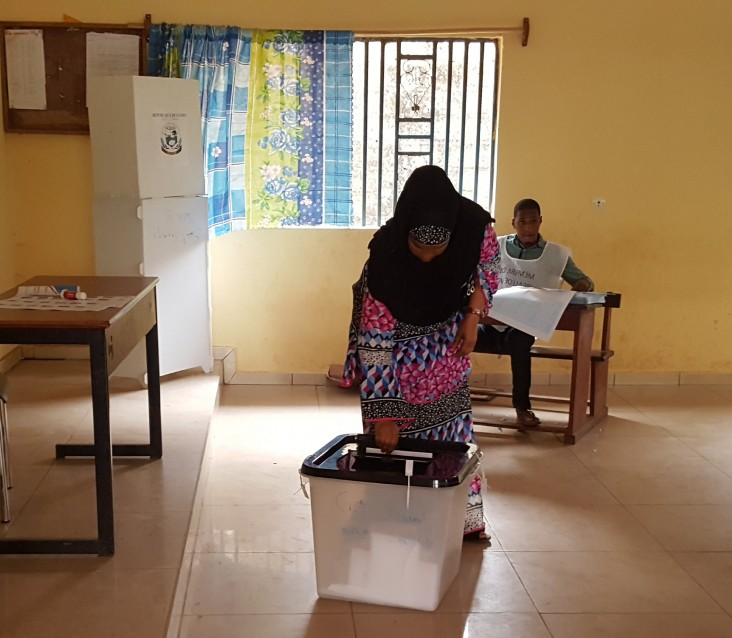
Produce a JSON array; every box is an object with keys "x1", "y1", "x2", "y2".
[{"x1": 474, "y1": 325, "x2": 536, "y2": 410}]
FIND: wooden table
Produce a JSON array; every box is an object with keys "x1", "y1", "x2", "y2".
[
  {"x1": 0, "y1": 275, "x2": 160, "y2": 555},
  {"x1": 471, "y1": 293, "x2": 621, "y2": 444}
]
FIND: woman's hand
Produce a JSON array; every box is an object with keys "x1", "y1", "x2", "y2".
[
  {"x1": 374, "y1": 420, "x2": 400, "y2": 454},
  {"x1": 453, "y1": 312, "x2": 480, "y2": 356}
]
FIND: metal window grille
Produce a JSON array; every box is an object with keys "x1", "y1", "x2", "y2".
[{"x1": 351, "y1": 38, "x2": 500, "y2": 226}]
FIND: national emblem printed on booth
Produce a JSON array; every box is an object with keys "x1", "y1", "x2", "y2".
[{"x1": 161, "y1": 122, "x2": 182, "y2": 155}]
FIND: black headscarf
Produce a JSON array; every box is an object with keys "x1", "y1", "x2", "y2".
[{"x1": 366, "y1": 165, "x2": 492, "y2": 326}]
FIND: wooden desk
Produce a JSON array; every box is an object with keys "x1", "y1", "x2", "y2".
[
  {"x1": 471, "y1": 293, "x2": 621, "y2": 444},
  {"x1": 0, "y1": 275, "x2": 160, "y2": 555}
]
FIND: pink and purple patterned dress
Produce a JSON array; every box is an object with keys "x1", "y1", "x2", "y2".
[{"x1": 341, "y1": 226, "x2": 501, "y2": 534}]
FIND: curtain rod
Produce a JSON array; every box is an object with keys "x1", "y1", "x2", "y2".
[{"x1": 356, "y1": 17, "x2": 529, "y2": 46}]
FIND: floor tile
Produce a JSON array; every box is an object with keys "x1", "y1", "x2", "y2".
[
  {"x1": 353, "y1": 611, "x2": 551, "y2": 638},
  {"x1": 571, "y1": 436, "x2": 706, "y2": 468},
  {"x1": 97, "y1": 510, "x2": 192, "y2": 570},
  {"x1": 677, "y1": 435, "x2": 732, "y2": 467},
  {"x1": 507, "y1": 551, "x2": 722, "y2": 613},
  {"x1": 576, "y1": 414, "x2": 672, "y2": 438},
  {"x1": 486, "y1": 502, "x2": 662, "y2": 551},
  {"x1": 543, "y1": 612, "x2": 732, "y2": 637},
  {"x1": 627, "y1": 504, "x2": 732, "y2": 551},
  {"x1": 316, "y1": 384, "x2": 361, "y2": 408},
  {"x1": 218, "y1": 384, "x2": 319, "y2": 408},
  {"x1": 708, "y1": 385, "x2": 732, "y2": 401},
  {"x1": 672, "y1": 552, "x2": 732, "y2": 614},
  {"x1": 202, "y1": 462, "x2": 307, "y2": 507},
  {"x1": 437, "y1": 551, "x2": 538, "y2": 613},
  {"x1": 112, "y1": 461, "x2": 201, "y2": 513},
  {"x1": 476, "y1": 435, "x2": 588, "y2": 471},
  {"x1": 0, "y1": 568, "x2": 177, "y2": 638},
  {"x1": 351, "y1": 551, "x2": 536, "y2": 613},
  {"x1": 2, "y1": 463, "x2": 98, "y2": 538},
  {"x1": 179, "y1": 613, "x2": 356, "y2": 637},
  {"x1": 170, "y1": 551, "x2": 193, "y2": 617},
  {"x1": 592, "y1": 463, "x2": 732, "y2": 504},
  {"x1": 183, "y1": 551, "x2": 350, "y2": 615},
  {"x1": 194, "y1": 503, "x2": 314, "y2": 553},
  {"x1": 485, "y1": 462, "x2": 618, "y2": 505}
]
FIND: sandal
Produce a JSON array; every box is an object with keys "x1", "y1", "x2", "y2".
[{"x1": 463, "y1": 530, "x2": 491, "y2": 544}]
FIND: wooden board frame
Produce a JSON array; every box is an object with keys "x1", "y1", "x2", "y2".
[{"x1": 1, "y1": 16, "x2": 150, "y2": 134}]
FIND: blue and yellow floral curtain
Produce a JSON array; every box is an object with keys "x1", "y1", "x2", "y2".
[
  {"x1": 245, "y1": 30, "x2": 352, "y2": 228},
  {"x1": 148, "y1": 24, "x2": 353, "y2": 234}
]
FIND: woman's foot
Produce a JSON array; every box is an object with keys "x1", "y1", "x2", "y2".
[{"x1": 463, "y1": 530, "x2": 491, "y2": 545}]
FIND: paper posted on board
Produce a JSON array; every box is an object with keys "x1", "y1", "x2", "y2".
[{"x1": 4, "y1": 29, "x2": 47, "y2": 110}]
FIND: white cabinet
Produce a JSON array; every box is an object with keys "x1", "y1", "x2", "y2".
[{"x1": 88, "y1": 76, "x2": 212, "y2": 379}]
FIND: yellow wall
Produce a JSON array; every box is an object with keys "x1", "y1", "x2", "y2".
[{"x1": 2, "y1": 1, "x2": 732, "y2": 374}]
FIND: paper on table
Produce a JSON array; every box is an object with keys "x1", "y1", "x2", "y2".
[
  {"x1": 570, "y1": 291, "x2": 607, "y2": 305},
  {"x1": 0, "y1": 295, "x2": 134, "y2": 312},
  {"x1": 17, "y1": 285, "x2": 79, "y2": 297},
  {"x1": 487, "y1": 286, "x2": 575, "y2": 341}
]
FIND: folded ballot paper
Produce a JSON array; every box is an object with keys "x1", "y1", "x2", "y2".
[{"x1": 487, "y1": 287, "x2": 576, "y2": 341}]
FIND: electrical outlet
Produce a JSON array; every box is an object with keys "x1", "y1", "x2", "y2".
[{"x1": 592, "y1": 198, "x2": 606, "y2": 210}]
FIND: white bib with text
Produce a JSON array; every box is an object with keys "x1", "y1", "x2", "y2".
[{"x1": 497, "y1": 236, "x2": 571, "y2": 290}]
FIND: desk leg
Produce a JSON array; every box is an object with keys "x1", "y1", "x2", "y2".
[
  {"x1": 58, "y1": 324, "x2": 162, "y2": 459},
  {"x1": 565, "y1": 311, "x2": 593, "y2": 445},
  {"x1": 1, "y1": 336, "x2": 116, "y2": 556},
  {"x1": 88, "y1": 333, "x2": 115, "y2": 555},
  {"x1": 590, "y1": 360, "x2": 610, "y2": 419},
  {"x1": 146, "y1": 323, "x2": 162, "y2": 459}
]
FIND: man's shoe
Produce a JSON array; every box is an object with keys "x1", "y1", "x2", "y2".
[{"x1": 516, "y1": 408, "x2": 541, "y2": 427}]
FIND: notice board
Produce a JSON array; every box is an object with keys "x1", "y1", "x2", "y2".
[{"x1": 0, "y1": 17, "x2": 150, "y2": 134}]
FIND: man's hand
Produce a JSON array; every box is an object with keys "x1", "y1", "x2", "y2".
[
  {"x1": 374, "y1": 420, "x2": 400, "y2": 454},
  {"x1": 571, "y1": 278, "x2": 592, "y2": 292}
]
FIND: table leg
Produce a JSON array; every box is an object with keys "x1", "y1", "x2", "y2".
[
  {"x1": 146, "y1": 323, "x2": 162, "y2": 459},
  {"x1": 564, "y1": 311, "x2": 593, "y2": 444},
  {"x1": 590, "y1": 359, "x2": 610, "y2": 419},
  {"x1": 89, "y1": 333, "x2": 115, "y2": 555},
  {"x1": 57, "y1": 323, "x2": 162, "y2": 459},
  {"x1": 2, "y1": 334, "x2": 116, "y2": 555},
  {"x1": 52, "y1": 322, "x2": 161, "y2": 554}
]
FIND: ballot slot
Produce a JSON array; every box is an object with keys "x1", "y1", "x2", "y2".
[{"x1": 352, "y1": 446, "x2": 434, "y2": 475}]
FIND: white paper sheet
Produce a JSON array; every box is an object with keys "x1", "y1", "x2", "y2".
[
  {"x1": 0, "y1": 295, "x2": 134, "y2": 312},
  {"x1": 86, "y1": 32, "x2": 140, "y2": 87},
  {"x1": 4, "y1": 29, "x2": 47, "y2": 110},
  {"x1": 570, "y1": 291, "x2": 607, "y2": 306},
  {"x1": 487, "y1": 286, "x2": 576, "y2": 341}
]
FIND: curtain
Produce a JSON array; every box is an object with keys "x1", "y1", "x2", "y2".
[
  {"x1": 245, "y1": 30, "x2": 353, "y2": 228},
  {"x1": 148, "y1": 25, "x2": 353, "y2": 234},
  {"x1": 149, "y1": 24, "x2": 251, "y2": 236}
]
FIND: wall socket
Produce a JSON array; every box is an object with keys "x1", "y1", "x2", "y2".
[{"x1": 592, "y1": 198, "x2": 606, "y2": 210}]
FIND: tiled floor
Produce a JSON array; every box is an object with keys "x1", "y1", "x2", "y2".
[
  {"x1": 3, "y1": 363, "x2": 732, "y2": 637},
  {"x1": 0, "y1": 359, "x2": 220, "y2": 638}
]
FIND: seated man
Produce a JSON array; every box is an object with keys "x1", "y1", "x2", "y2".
[{"x1": 474, "y1": 198, "x2": 593, "y2": 427}]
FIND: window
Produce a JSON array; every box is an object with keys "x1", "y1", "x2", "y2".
[
  {"x1": 351, "y1": 38, "x2": 500, "y2": 226},
  {"x1": 148, "y1": 27, "x2": 501, "y2": 231}
]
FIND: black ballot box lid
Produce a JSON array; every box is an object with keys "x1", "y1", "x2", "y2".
[{"x1": 300, "y1": 434, "x2": 480, "y2": 489}]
